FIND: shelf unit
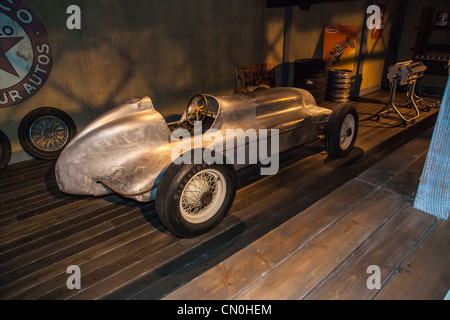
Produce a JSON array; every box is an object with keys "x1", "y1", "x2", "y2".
[
  {"x1": 411, "y1": 7, "x2": 449, "y2": 97},
  {"x1": 412, "y1": 7, "x2": 450, "y2": 57}
]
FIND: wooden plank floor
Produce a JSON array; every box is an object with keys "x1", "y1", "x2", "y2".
[
  {"x1": 165, "y1": 126, "x2": 450, "y2": 300},
  {"x1": 0, "y1": 90, "x2": 442, "y2": 300}
]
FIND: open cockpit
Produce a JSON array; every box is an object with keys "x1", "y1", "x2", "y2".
[{"x1": 166, "y1": 94, "x2": 220, "y2": 135}]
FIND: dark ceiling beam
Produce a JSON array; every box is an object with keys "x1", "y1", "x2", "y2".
[{"x1": 267, "y1": 0, "x2": 358, "y2": 11}]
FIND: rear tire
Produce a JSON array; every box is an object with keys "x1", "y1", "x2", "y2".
[
  {"x1": 155, "y1": 161, "x2": 236, "y2": 238},
  {"x1": 326, "y1": 103, "x2": 358, "y2": 158}
]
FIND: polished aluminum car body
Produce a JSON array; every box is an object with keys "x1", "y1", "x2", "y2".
[{"x1": 55, "y1": 87, "x2": 332, "y2": 202}]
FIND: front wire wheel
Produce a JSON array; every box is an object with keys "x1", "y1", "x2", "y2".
[
  {"x1": 156, "y1": 161, "x2": 236, "y2": 238},
  {"x1": 180, "y1": 169, "x2": 227, "y2": 224}
]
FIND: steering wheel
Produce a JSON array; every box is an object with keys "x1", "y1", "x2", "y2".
[{"x1": 185, "y1": 94, "x2": 209, "y2": 126}]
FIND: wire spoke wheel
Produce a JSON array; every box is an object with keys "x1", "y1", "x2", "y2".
[
  {"x1": 19, "y1": 107, "x2": 77, "y2": 160},
  {"x1": 30, "y1": 116, "x2": 69, "y2": 152},
  {"x1": 180, "y1": 168, "x2": 227, "y2": 224},
  {"x1": 156, "y1": 161, "x2": 236, "y2": 238}
]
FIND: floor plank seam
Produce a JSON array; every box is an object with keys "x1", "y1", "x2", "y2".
[{"x1": 355, "y1": 176, "x2": 420, "y2": 204}]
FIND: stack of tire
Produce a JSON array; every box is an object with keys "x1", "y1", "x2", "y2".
[
  {"x1": 293, "y1": 59, "x2": 326, "y2": 105},
  {"x1": 327, "y1": 69, "x2": 353, "y2": 102}
]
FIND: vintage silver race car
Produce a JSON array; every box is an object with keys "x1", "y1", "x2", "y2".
[{"x1": 55, "y1": 87, "x2": 358, "y2": 237}]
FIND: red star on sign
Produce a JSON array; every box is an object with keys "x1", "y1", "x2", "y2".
[{"x1": 0, "y1": 36, "x2": 24, "y2": 77}]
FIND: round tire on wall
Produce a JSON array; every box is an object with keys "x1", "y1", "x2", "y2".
[
  {"x1": 155, "y1": 160, "x2": 237, "y2": 238},
  {"x1": 326, "y1": 103, "x2": 359, "y2": 159},
  {"x1": 18, "y1": 107, "x2": 77, "y2": 160},
  {"x1": 0, "y1": 130, "x2": 12, "y2": 171}
]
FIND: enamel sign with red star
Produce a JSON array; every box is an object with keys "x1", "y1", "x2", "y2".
[{"x1": 0, "y1": 0, "x2": 52, "y2": 107}]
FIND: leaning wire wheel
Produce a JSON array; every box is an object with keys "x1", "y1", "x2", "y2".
[
  {"x1": 0, "y1": 130, "x2": 12, "y2": 171},
  {"x1": 30, "y1": 115, "x2": 69, "y2": 152},
  {"x1": 179, "y1": 168, "x2": 227, "y2": 224},
  {"x1": 339, "y1": 113, "x2": 356, "y2": 150},
  {"x1": 19, "y1": 107, "x2": 77, "y2": 160}
]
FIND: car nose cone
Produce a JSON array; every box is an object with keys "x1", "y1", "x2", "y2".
[{"x1": 55, "y1": 155, "x2": 96, "y2": 195}]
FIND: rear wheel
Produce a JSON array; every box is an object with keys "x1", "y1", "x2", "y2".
[
  {"x1": 325, "y1": 103, "x2": 358, "y2": 158},
  {"x1": 156, "y1": 161, "x2": 236, "y2": 237}
]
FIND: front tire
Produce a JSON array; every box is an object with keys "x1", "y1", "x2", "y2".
[
  {"x1": 155, "y1": 162, "x2": 236, "y2": 238},
  {"x1": 326, "y1": 103, "x2": 358, "y2": 158}
]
